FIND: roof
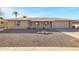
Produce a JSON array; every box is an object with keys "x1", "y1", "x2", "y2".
[
  {"x1": 0, "y1": 19, "x2": 6, "y2": 22},
  {"x1": 2, "y1": 17, "x2": 74, "y2": 21},
  {"x1": 4, "y1": 18, "x2": 28, "y2": 21},
  {"x1": 26, "y1": 18, "x2": 73, "y2": 22}
]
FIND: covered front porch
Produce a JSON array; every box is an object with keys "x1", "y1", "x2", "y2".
[{"x1": 29, "y1": 21, "x2": 52, "y2": 30}]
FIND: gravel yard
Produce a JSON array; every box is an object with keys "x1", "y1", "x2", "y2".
[{"x1": 0, "y1": 29, "x2": 78, "y2": 47}]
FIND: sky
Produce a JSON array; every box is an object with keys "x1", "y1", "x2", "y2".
[{"x1": 1, "y1": 7, "x2": 79, "y2": 19}]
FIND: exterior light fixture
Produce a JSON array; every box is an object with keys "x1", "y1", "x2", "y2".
[{"x1": 35, "y1": 22, "x2": 38, "y2": 25}]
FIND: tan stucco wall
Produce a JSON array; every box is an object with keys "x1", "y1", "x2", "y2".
[
  {"x1": 6, "y1": 20, "x2": 29, "y2": 29},
  {"x1": 20, "y1": 20, "x2": 29, "y2": 28},
  {"x1": 5, "y1": 20, "x2": 73, "y2": 29}
]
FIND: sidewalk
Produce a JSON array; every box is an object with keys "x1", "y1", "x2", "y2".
[{"x1": 0, "y1": 47, "x2": 79, "y2": 51}]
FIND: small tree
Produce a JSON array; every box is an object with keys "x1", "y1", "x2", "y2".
[{"x1": 23, "y1": 16, "x2": 27, "y2": 18}]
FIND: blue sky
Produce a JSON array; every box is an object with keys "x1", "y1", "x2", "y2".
[{"x1": 1, "y1": 7, "x2": 79, "y2": 19}]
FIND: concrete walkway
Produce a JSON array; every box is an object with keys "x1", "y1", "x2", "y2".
[
  {"x1": 57, "y1": 29, "x2": 79, "y2": 39},
  {"x1": 57, "y1": 29, "x2": 79, "y2": 47},
  {"x1": 62, "y1": 32, "x2": 79, "y2": 39}
]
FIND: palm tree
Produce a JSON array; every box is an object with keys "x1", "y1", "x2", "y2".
[
  {"x1": 0, "y1": 17, "x2": 3, "y2": 19},
  {"x1": 13, "y1": 11, "x2": 19, "y2": 18}
]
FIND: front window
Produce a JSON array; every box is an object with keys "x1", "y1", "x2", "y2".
[
  {"x1": 17, "y1": 21, "x2": 20, "y2": 26},
  {"x1": 45, "y1": 22, "x2": 48, "y2": 25}
]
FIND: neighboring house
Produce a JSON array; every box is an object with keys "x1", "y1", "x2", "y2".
[
  {"x1": 0, "y1": 19, "x2": 7, "y2": 31},
  {"x1": 0, "y1": 20, "x2": 4, "y2": 28},
  {"x1": 5, "y1": 18, "x2": 29, "y2": 29},
  {"x1": 0, "y1": 18, "x2": 79, "y2": 30}
]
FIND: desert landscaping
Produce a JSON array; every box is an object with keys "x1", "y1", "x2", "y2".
[{"x1": 0, "y1": 29, "x2": 79, "y2": 50}]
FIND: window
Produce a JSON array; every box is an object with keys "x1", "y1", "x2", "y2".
[
  {"x1": 14, "y1": 21, "x2": 20, "y2": 26},
  {"x1": 16, "y1": 21, "x2": 20, "y2": 26},
  {"x1": 45, "y1": 22, "x2": 48, "y2": 25}
]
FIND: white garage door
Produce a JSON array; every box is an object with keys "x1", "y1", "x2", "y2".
[{"x1": 52, "y1": 22, "x2": 69, "y2": 29}]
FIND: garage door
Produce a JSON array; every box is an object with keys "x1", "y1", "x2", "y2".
[{"x1": 52, "y1": 22, "x2": 69, "y2": 29}]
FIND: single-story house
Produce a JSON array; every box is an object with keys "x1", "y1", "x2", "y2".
[{"x1": 0, "y1": 18, "x2": 79, "y2": 30}]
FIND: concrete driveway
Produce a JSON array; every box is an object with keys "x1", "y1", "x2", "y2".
[{"x1": 56, "y1": 29, "x2": 79, "y2": 47}]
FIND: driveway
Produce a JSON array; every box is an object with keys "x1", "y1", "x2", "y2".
[
  {"x1": 56, "y1": 29, "x2": 79, "y2": 47},
  {"x1": 0, "y1": 29, "x2": 78, "y2": 47}
]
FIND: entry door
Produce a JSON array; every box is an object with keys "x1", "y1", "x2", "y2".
[{"x1": 42, "y1": 22, "x2": 52, "y2": 29}]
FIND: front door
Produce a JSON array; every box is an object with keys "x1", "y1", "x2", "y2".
[{"x1": 42, "y1": 22, "x2": 52, "y2": 30}]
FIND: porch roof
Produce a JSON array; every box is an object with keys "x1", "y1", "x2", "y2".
[{"x1": 28, "y1": 18, "x2": 72, "y2": 22}]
